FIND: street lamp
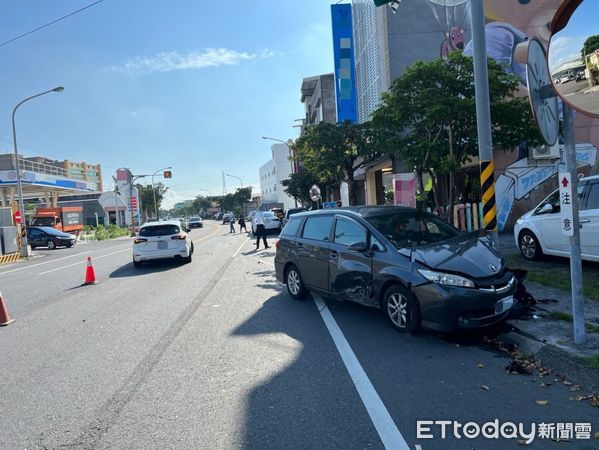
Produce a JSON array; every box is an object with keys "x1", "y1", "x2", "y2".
[
  {"x1": 197, "y1": 188, "x2": 212, "y2": 203},
  {"x1": 225, "y1": 173, "x2": 243, "y2": 189},
  {"x1": 12, "y1": 86, "x2": 64, "y2": 256},
  {"x1": 152, "y1": 166, "x2": 171, "y2": 220}
]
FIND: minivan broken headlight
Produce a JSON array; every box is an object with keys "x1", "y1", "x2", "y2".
[{"x1": 418, "y1": 269, "x2": 475, "y2": 288}]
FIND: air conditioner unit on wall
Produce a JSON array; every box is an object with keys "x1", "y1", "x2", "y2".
[{"x1": 531, "y1": 143, "x2": 560, "y2": 159}]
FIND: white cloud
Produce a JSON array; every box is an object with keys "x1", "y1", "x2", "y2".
[{"x1": 104, "y1": 48, "x2": 275, "y2": 76}]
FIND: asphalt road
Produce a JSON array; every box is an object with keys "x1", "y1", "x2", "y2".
[
  {"x1": 0, "y1": 222, "x2": 597, "y2": 449},
  {"x1": 556, "y1": 79, "x2": 599, "y2": 116}
]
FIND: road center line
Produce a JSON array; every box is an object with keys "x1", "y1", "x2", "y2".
[
  {"x1": 38, "y1": 248, "x2": 130, "y2": 275},
  {"x1": 192, "y1": 224, "x2": 220, "y2": 244},
  {"x1": 313, "y1": 294, "x2": 409, "y2": 450}
]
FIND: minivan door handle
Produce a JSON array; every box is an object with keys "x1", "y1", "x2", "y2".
[
  {"x1": 330, "y1": 250, "x2": 338, "y2": 260},
  {"x1": 579, "y1": 219, "x2": 590, "y2": 224},
  {"x1": 295, "y1": 242, "x2": 304, "y2": 249}
]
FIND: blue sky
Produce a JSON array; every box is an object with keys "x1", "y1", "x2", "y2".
[
  {"x1": 0, "y1": 0, "x2": 338, "y2": 207},
  {"x1": 548, "y1": 0, "x2": 597, "y2": 71}
]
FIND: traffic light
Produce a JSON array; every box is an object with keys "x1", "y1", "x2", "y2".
[{"x1": 163, "y1": 170, "x2": 172, "y2": 179}]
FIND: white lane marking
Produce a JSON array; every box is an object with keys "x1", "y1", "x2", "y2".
[
  {"x1": 38, "y1": 248, "x2": 130, "y2": 275},
  {"x1": 232, "y1": 236, "x2": 251, "y2": 258},
  {"x1": 0, "y1": 248, "x2": 111, "y2": 276},
  {"x1": 313, "y1": 294, "x2": 410, "y2": 450}
]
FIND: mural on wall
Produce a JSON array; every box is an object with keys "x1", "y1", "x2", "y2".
[
  {"x1": 461, "y1": 0, "x2": 599, "y2": 230},
  {"x1": 495, "y1": 143, "x2": 598, "y2": 231},
  {"x1": 423, "y1": 0, "x2": 470, "y2": 58}
]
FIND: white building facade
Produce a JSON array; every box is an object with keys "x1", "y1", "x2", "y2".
[{"x1": 259, "y1": 143, "x2": 296, "y2": 210}]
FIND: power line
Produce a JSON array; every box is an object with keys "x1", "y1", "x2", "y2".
[{"x1": 0, "y1": 0, "x2": 106, "y2": 48}]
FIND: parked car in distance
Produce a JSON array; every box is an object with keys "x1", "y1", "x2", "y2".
[
  {"x1": 222, "y1": 212, "x2": 234, "y2": 224},
  {"x1": 560, "y1": 75, "x2": 571, "y2": 83},
  {"x1": 271, "y1": 208, "x2": 285, "y2": 221},
  {"x1": 132, "y1": 221, "x2": 194, "y2": 267},
  {"x1": 27, "y1": 226, "x2": 77, "y2": 250},
  {"x1": 282, "y1": 207, "x2": 308, "y2": 226},
  {"x1": 251, "y1": 211, "x2": 282, "y2": 233},
  {"x1": 514, "y1": 174, "x2": 599, "y2": 262},
  {"x1": 216, "y1": 212, "x2": 224, "y2": 221},
  {"x1": 247, "y1": 211, "x2": 257, "y2": 222},
  {"x1": 275, "y1": 207, "x2": 516, "y2": 333},
  {"x1": 188, "y1": 216, "x2": 203, "y2": 228}
]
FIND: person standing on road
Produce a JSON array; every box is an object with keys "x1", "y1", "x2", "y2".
[
  {"x1": 238, "y1": 214, "x2": 247, "y2": 234},
  {"x1": 253, "y1": 210, "x2": 269, "y2": 249},
  {"x1": 229, "y1": 214, "x2": 236, "y2": 233}
]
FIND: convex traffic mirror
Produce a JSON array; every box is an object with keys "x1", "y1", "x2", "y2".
[{"x1": 548, "y1": 0, "x2": 599, "y2": 117}]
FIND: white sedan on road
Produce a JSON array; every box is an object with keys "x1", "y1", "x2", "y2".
[
  {"x1": 251, "y1": 211, "x2": 282, "y2": 234},
  {"x1": 514, "y1": 175, "x2": 599, "y2": 262},
  {"x1": 133, "y1": 221, "x2": 194, "y2": 267}
]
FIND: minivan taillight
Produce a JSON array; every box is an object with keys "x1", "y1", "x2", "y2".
[
  {"x1": 134, "y1": 238, "x2": 147, "y2": 244},
  {"x1": 171, "y1": 234, "x2": 187, "y2": 240},
  {"x1": 275, "y1": 238, "x2": 281, "y2": 249}
]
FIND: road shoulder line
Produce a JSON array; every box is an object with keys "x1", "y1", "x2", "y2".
[{"x1": 313, "y1": 294, "x2": 409, "y2": 450}]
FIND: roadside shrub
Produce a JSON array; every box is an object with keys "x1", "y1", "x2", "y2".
[{"x1": 94, "y1": 225, "x2": 109, "y2": 241}]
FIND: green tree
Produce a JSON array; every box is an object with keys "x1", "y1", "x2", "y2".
[
  {"x1": 135, "y1": 182, "x2": 168, "y2": 219},
  {"x1": 293, "y1": 121, "x2": 384, "y2": 205},
  {"x1": 192, "y1": 195, "x2": 211, "y2": 213},
  {"x1": 582, "y1": 35, "x2": 599, "y2": 59},
  {"x1": 281, "y1": 168, "x2": 320, "y2": 205},
  {"x1": 371, "y1": 52, "x2": 542, "y2": 213}
]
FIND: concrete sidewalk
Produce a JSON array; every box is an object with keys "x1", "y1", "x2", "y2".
[{"x1": 500, "y1": 274, "x2": 599, "y2": 392}]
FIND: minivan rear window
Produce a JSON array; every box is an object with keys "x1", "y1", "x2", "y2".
[
  {"x1": 139, "y1": 224, "x2": 180, "y2": 237},
  {"x1": 302, "y1": 216, "x2": 333, "y2": 241},
  {"x1": 281, "y1": 217, "x2": 302, "y2": 237}
]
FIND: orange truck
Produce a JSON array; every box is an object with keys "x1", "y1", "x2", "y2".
[{"x1": 31, "y1": 207, "x2": 84, "y2": 234}]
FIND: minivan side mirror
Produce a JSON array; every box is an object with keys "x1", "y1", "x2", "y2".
[
  {"x1": 348, "y1": 241, "x2": 368, "y2": 253},
  {"x1": 539, "y1": 203, "x2": 554, "y2": 214}
]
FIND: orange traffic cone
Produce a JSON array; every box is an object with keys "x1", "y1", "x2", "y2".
[
  {"x1": 0, "y1": 290, "x2": 15, "y2": 326},
  {"x1": 83, "y1": 256, "x2": 97, "y2": 285}
]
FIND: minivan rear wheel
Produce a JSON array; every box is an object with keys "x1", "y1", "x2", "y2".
[
  {"x1": 286, "y1": 264, "x2": 308, "y2": 300},
  {"x1": 383, "y1": 285, "x2": 421, "y2": 334}
]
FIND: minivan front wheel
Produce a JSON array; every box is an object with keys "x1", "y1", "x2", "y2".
[
  {"x1": 286, "y1": 265, "x2": 308, "y2": 300},
  {"x1": 383, "y1": 285, "x2": 420, "y2": 334}
]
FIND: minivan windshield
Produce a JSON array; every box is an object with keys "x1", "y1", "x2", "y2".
[
  {"x1": 365, "y1": 211, "x2": 460, "y2": 249},
  {"x1": 139, "y1": 224, "x2": 180, "y2": 237}
]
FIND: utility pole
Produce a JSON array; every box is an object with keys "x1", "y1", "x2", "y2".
[
  {"x1": 562, "y1": 104, "x2": 586, "y2": 345},
  {"x1": 470, "y1": 0, "x2": 498, "y2": 245}
]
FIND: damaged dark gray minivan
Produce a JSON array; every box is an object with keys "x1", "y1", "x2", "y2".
[{"x1": 274, "y1": 206, "x2": 516, "y2": 333}]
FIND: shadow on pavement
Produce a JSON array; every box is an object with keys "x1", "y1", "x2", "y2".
[
  {"x1": 230, "y1": 287, "x2": 599, "y2": 448},
  {"x1": 231, "y1": 293, "x2": 383, "y2": 449},
  {"x1": 109, "y1": 260, "x2": 186, "y2": 278}
]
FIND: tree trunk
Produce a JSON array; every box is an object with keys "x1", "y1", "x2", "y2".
[
  {"x1": 416, "y1": 169, "x2": 425, "y2": 210},
  {"x1": 347, "y1": 171, "x2": 357, "y2": 206},
  {"x1": 447, "y1": 124, "x2": 455, "y2": 222}
]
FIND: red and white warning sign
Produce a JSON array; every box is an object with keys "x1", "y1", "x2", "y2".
[
  {"x1": 558, "y1": 172, "x2": 574, "y2": 236},
  {"x1": 131, "y1": 196, "x2": 138, "y2": 211},
  {"x1": 13, "y1": 210, "x2": 22, "y2": 224}
]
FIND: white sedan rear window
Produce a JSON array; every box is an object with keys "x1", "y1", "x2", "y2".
[{"x1": 139, "y1": 225, "x2": 180, "y2": 237}]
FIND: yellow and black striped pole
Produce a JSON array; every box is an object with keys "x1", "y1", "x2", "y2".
[{"x1": 480, "y1": 160, "x2": 497, "y2": 231}]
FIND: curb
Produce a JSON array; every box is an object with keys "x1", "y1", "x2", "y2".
[{"x1": 498, "y1": 329, "x2": 599, "y2": 393}]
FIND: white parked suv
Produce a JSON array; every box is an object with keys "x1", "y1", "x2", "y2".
[
  {"x1": 514, "y1": 175, "x2": 599, "y2": 262},
  {"x1": 133, "y1": 220, "x2": 194, "y2": 267}
]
